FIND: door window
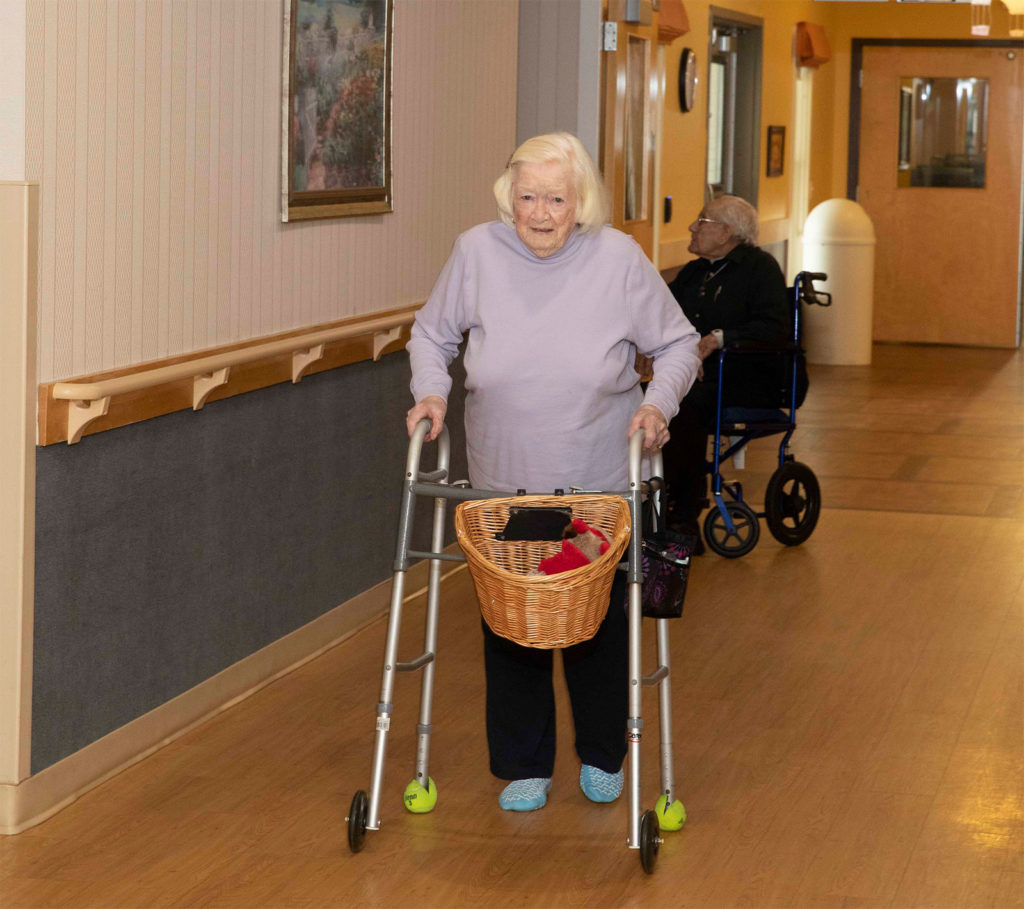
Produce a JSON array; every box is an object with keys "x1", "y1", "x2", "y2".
[
  {"x1": 898, "y1": 76, "x2": 989, "y2": 188},
  {"x1": 704, "y1": 16, "x2": 762, "y2": 205}
]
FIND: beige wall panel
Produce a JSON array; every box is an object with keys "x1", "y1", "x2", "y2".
[
  {"x1": 52, "y1": 0, "x2": 74, "y2": 381},
  {"x1": 26, "y1": 0, "x2": 518, "y2": 382},
  {"x1": 86, "y1": 1, "x2": 106, "y2": 375},
  {"x1": 102, "y1": 3, "x2": 117, "y2": 366},
  {"x1": 0, "y1": 182, "x2": 37, "y2": 786},
  {"x1": 24, "y1": 1, "x2": 42, "y2": 183}
]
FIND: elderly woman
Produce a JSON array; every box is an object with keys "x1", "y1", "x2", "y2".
[
  {"x1": 406, "y1": 132, "x2": 700, "y2": 812},
  {"x1": 660, "y1": 195, "x2": 790, "y2": 537}
]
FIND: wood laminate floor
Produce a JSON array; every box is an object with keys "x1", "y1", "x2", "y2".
[{"x1": 3, "y1": 344, "x2": 1022, "y2": 908}]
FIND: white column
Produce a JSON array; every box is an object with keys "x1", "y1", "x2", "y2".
[
  {"x1": 0, "y1": 181, "x2": 37, "y2": 795},
  {"x1": 787, "y1": 65, "x2": 814, "y2": 281},
  {"x1": 0, "y1": 0, "x2": 26, "y2": 181}
]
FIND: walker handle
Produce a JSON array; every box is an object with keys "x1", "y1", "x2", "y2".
[
  {"x1": 628, "y1": 428, "x2": 647, "y2": 490},
  {"x1": 406, "y1": 419, "x2": 450, "y2": 481}
]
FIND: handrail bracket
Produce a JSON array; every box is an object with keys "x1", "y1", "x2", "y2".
[
  {"x1": 67, "y1": 397, "x2": 110, "y2": 444},
  {"x1": 292, "y1": 344, "x2": 325, "y2": 383},
  {"x1": 193, "y1": 368, "x2": 231, "y2": 410},
  {"x1": 373, "y1": 326, "x2": 403, "y2": 361}
]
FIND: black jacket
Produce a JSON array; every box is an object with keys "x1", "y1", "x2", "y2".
[
  {"x1": 667, "y1": 243, "x2": 788, "y2": 346},
  {"x1": 667, "y1": 244, "x2": 795, "y2": 406}
]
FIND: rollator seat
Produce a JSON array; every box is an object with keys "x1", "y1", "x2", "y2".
[
  {"x1": 720, "y1": 406, "x2": 793, "y2": 439},
  {"x1": 721, "y1": 406, "x2": 790, "y2": 426}
]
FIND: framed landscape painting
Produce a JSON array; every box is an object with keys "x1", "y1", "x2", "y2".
[
  {"x1": 766, "y1": 125, "x2": 785, "y2": 178},
  {"x1": 281, "y1": 0, "x2": 393, "y2": 221}
]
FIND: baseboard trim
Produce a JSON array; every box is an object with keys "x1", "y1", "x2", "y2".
[{"x1": 0, "y1": 556, "x2": 462, "y2": 835}]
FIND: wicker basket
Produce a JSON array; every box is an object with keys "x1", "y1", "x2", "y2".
[{"x1": 454, "y1": 494, "x2": 631, "y2": 649}]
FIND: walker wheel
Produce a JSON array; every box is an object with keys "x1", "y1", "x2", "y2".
[
  {"x1": 764, "y1": 462, "x2": 820, "y2": 546},
  {"x1": 347, "y1": 789, "x2": 369, "y2": 853},
  {"x1": 639, "y1": 809, "x2": 661, "y2": 874},
  {"x1": 703, "y1": 500, "x2": 760, "y2": 558}
]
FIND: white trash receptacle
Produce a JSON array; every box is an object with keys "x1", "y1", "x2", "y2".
[{"x1": 801, "y1": 199, "x2": 876, "y2": 365}]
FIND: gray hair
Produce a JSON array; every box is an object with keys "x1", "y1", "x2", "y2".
[
  {"x1": 493, "y1": 132, "x2": 609, "y2": 232},
  {"x1": 707, "y1": 195, "x2": 759, "y2": 245}
]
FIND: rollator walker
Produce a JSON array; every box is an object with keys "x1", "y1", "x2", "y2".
[{"x1": 346, "y1": 423, "x2": 686, "y2": 874}]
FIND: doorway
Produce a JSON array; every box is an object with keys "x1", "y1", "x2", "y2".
[
  {"x1": 706, "y1": 8, "x2": 762, "y2": 205},
  {"x1": 601, "y1": 15, "x2": 660, "y2": 258},
  {"x1": 850, "y1": 40, "x2": 1024, "y2": 348}
]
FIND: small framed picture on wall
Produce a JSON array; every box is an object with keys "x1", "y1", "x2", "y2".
[{"x1": 767, "y1": 125, "x2": 785, "y2": 178}]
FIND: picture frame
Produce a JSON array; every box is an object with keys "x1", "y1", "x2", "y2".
[
  {"x1": 766, "y1": 125, "x2": 785, "y2": 178},
  {"x1": 281, "y1": 0, "x2": 393, "y2": 222}
]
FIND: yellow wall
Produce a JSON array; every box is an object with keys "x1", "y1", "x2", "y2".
[
  {"x1": 659, "y1": 0, "x2": 1013, "y2": 268},
  {"x1": 660, "y1": 0, "x2": 825, "y2": 264},
  {"x1": 821, "y1": 1, "x2": 1009, "y2": 199}
]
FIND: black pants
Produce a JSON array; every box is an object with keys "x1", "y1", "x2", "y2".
[
  {"x1": 481, "y1": 571, "x2": 628, "y2": 780},
  {"x1": 663, "y1": 372, "x2": 782, "y2": 522},
  {"x1": 662, "y1": 383, "x2": 717, "y2": 524}
]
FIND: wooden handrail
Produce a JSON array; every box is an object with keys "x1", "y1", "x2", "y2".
[{"x1": 50, "y1": 308, "x2": 417, "y2": 444}]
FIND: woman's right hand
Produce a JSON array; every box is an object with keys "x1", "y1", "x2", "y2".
[{"x1": 406, "y1": 395, "x2": 447, "y2": 442}]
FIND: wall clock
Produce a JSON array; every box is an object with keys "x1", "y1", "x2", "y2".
[{"x1": 679, "y1": 48, "x2": 697, "y2": 112}]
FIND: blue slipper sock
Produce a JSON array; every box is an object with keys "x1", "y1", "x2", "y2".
[
  {"x1": 499, "y1": 778, "x2": 552, "y2": 812},
  {"x1": 580, "y1": 764, "x2": 624, "y2": 803}
]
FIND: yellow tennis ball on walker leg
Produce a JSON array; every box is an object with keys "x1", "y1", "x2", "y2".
[
  {"x1": 655, "y1": 794, "x2": 686, "y2": 831},
  {"x1": 403, "y1": 777, "x2": 438, "y2": 813}
]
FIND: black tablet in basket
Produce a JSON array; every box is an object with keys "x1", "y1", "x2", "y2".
[{"x1": 495, "y1": 506, "x2": 573, "y2": 541}]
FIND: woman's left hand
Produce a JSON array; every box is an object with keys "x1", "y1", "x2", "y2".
[
  {"x1": 697, "y1": 333, "x2": 720, "y2": 360},
  {"x1": 634, "y1": 352, "x2": 654, "y2": 380},
  {"x1": 628, "y1": 404, "x2": 669, "y2": 453}
]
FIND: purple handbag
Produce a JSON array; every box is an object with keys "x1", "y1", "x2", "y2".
[{"x1": 641, "y1": 531, "x2": 695, "y2": 618}]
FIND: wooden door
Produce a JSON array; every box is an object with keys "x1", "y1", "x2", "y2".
[
  {"x1": 857, "y1": 45, "x2": 1023, "y2": 347},
  {"x1": 602, "y1": 18, "x2": 660, "y2": 259}
]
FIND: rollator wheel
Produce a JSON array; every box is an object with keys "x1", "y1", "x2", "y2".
[
  {"x1": 347, "y1": 790, "x2": 369, "y2": 853},
  {"x1": 639, "y1": 809, "x2": 661, "y2": 874},
  {"x1": 764, "y1": 462, "x2": 820, "y2": 546},
  {"x1": 703, "y1": 500, "x2": 760, "y2": 558}
]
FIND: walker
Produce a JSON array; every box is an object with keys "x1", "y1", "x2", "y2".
[{"x1": 346, "y1": 422, "x2": 686, "y2": 874}]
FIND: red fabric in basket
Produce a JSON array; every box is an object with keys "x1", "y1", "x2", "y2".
[{"x1": 535, "y1": 519, "x2": 610, "y2": 576}]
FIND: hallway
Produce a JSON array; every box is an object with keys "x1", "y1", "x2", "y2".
[{"x1": 2, "y1": 344, "x2": 1022, "y2": 908}]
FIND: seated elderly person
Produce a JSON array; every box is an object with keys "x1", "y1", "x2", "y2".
[{"x1": 660, "y1": 195, "x2": 790, "y2": 538}]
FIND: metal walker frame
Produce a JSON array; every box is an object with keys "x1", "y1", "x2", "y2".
[{"x1": 346, "y1": 423, "x2": 684, "y2": 873}]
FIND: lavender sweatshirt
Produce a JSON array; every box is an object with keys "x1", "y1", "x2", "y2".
[{"x1": 408, "y1": 222, "x2": 700, "y2": 493}]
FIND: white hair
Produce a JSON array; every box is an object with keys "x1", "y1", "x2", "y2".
[
  {"x1": 493, "y1": 132, "x2": 609, "y2": 231},
  {"x1": 708, "y1": 195, "x2": 759, "y2": 245}
]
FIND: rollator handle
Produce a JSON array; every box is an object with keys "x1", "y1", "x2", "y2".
[{"x1": 628, "y1": 426, "x2": 649, "y2": 457}]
